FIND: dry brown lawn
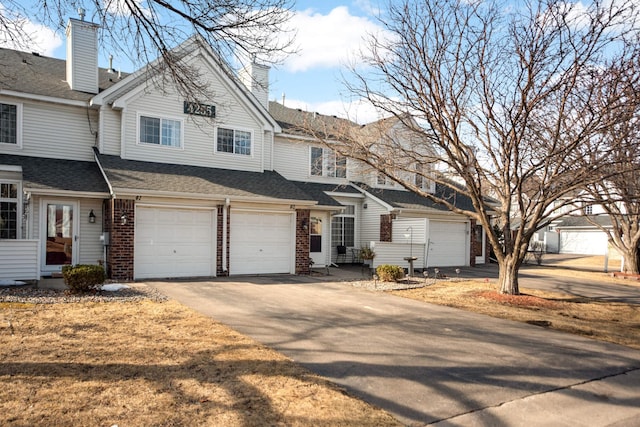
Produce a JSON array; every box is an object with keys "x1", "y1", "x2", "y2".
[
  {"x1": 389, "y1": 279, "x2": 640, "y2": 350},
  {"x1": 0, "y1": 300, "x2": 401, "y2": 426}
]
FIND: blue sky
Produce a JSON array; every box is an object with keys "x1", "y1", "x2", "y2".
[{"x1": 5, "y1": 0, "x2": 387, "y2": 122}]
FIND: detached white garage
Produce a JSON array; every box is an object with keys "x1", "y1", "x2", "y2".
[
  {"x1": 428, "y1": 221, "x2": 468, "y2": 267},
  {"x1": 134, "y1": 206, "x2": 216, "y2": 279},
  {"x1": 230, "y1": 210, "x2": 294, "y2": 275}
]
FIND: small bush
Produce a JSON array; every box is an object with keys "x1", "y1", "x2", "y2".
[
  {"x1": 376, "y1": 264, "x2": 404, "y2": 282},
  {"x1": 62, "y1": 264, "x2": 106, "y2": 294}
]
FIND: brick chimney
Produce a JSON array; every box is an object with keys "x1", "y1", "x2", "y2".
[
  {"x1": 66, "y1": 14, "x2": 99, "y2": 94},
  {"x1": 239, "y1": 61, "x2": 270, "y2": 110}
]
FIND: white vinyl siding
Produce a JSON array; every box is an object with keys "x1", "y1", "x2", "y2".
[
  {"x1": 117, "y1": 54, "x2": 268, "y2": 171},
  {"x1": 359, "y1": 199, "x2": 387, "y2": 247},
  {"x1": 78, "y1": 199, "x2": 104, "y2": 266},
  {"x1": 273, "y1": 138, "x2": 351, "y2": 183},
  {"x1": 100, "y1": 107, "x2": 122, "y2": 155},
  {"x1": 19, "y1": 101, "x2": 97, "y2": 161},
  {"x1": 0, "y1": 240, "x2": 39, "y2": 280}
]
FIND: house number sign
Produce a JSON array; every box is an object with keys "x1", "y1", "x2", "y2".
[{"x1": 183, "y1": 101, "x2": 216, "y2": 118}]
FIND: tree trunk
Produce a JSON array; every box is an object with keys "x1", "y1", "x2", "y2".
[
  {"x1": 498, "y1": 255, "x2": 521, "y2": 295},
  {"x1": 622, "y1": 247, "x2": 640, "y2": 274}
]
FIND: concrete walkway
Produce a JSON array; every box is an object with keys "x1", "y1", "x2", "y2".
[{"x1": 148, "y1": 275, "x2": 640, "y2": 426}]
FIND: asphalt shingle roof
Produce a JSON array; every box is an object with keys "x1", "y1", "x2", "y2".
[
  {"x1": 555, "y1": 215, "x2": 613, "y2": 228},
  {"x1": 0, "y1": 154, "x2": 110, "y2": 193},
  {"x1": 356, "y1": 182, "x2": 476, "y2": 212},
  {"x1": 0, "y1": 48, "x2": 126, "y2": 100},
  {"x1": 292, "y1": 182, "x2": 360, "y2": 207},
  {"x1": 95, "y1": 150, "x2": 316, "y2": 202}
]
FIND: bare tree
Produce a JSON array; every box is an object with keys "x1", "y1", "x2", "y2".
[
  {"x1": 319, "y1": 0, "x2": 639, "y2": 294},
  {"x1": 0, "y1": 0, "x2": 295, "y2": 97},
  {"x1": 583, "y1": 52, "x2": 640, "y2": 273}
]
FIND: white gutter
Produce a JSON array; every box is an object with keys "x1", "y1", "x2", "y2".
[
  {"x1": 23, "y1": 188, "x2": 109, "y2": 198},
  {"x1": 110, "y1": 187, "x2": 318, "y2": 206},
  {"x1": 0, "y1": 90, "x2": 91, "y2": 108}
]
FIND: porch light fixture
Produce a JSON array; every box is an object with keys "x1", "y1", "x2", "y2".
[
  {"x1": 301, "y1": 218, "x2": 308, "y2": 231},
  {"x1": 120, "y1": 211, "x2": 128, "y2": 225},
  {"x1": 88, "y1": 209, "x2": 96, "y2": 223}
]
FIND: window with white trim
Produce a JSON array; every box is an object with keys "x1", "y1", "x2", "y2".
[
  {"x1": 217, "y1": 127, "x2": 252, "y2": 155},
  {"x1": 332, "y1": 204, "x2": 355, "y2": 247},
  {"x1": 0, "y1": 182, "x2": 18, "y2": 239},
  {"x1": 583, "y1": 204, "x2": 593, "y2": 215},
  {"x1": 139, "y1": 115, "x2": 182, "y2": 148},
  {"x1": 310, "y1": 147, "x2": 346, "y2": 178},
  {"x1": 0, "y1": 102, "x2": 20, "y2": 146}
]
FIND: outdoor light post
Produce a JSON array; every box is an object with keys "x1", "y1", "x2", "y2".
[{"x1": 404, "y1": 226, "x2": 417, "y2": 277}]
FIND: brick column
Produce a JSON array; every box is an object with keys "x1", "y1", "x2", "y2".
[
  {"x1": 380, "y1": 214, "x2": 393, "y2": 242},
  {"x1": 108, "y1": 199, "x2": 134, "y2": 281},
  {"x1": 295, "y1": 209, "x2": 310, "y2": 275}
]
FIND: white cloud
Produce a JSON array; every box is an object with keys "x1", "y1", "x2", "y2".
[
  {"x1": 283, "y1": 6, "x2": 386, "y2": 72},
  {"x1": 0, "y1": 5, "x2": 62, "y2": 56},
  {"x1": 282, "y1": 96, "x2": 389, "y2": 125}
]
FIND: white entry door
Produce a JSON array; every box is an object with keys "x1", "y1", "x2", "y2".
[
  {"x1": 309, "y1": 212, "x2": 328, "y2": 267},
  {"x1": 135, "y1": 206, "x2": 216, "y2": 279},
  {"x1": 230, "y1": 211, "x2": 294, "y2": 275},
  {"x1": 41, "y1": 200, "x2": 78, "y2": 275}
]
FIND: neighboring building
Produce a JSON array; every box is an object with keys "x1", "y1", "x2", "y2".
[{"x1": 0, "y1": 16, "x2": 484, "y2": 281}]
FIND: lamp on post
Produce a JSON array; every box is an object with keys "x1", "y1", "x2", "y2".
[{"x1": 403, "y1": 226, "x2": 417, "y2": 277}]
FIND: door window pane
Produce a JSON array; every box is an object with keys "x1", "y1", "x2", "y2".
[{"x1": 45, "y1": 204, "x2": 73, "y2": 266}]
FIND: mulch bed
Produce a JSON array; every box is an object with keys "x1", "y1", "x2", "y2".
[{"x1": 475, "y1": 291, "x2": 563, "y2": 309}]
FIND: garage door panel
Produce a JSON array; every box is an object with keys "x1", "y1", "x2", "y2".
[
  {"x1": 135, "y1": 207, "x2": 216, "y2": 279},
  {"x1": 428, "y1": 221, "x2": 467, "y2": 267},
  {"x1": 560, "y1": 231, "x2": 608, "y2": 255},
  {"x1": 230, "y1": 211, "x2": 293, "y2": 275}
]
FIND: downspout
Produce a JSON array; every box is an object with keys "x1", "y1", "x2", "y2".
[{"x1": 222, "y1": 198, "x2": 230, "y2": 274}]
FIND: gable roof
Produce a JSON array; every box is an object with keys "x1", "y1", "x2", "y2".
[
  {"x1": 0, "y1": 154, "x2": 109, "y2": 194},
  {"x1": 94, "y1": 149, "x2": 315, "y2": 204},
  {"x1": 0, "y1": 48, "x2": 126, "y2": 101},
  {"x1": 291, "y1": 182, "x2": 361, "y2": 208}
]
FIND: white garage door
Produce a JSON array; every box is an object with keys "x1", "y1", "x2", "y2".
[
  {"x1": 559, "y1": 230, "x2": 608, "y2": 255},
  {"x1": 230, "y1": 211, "x2": 293, "y2": 275},
  {"x1": 135, "y1": 207, "x2": 216, "y2": 279},
  {"x1": 428, "y1": 221, "x2": 468, "y2": 267}
]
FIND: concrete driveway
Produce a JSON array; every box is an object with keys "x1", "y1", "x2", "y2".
[{"x1": 148, "y1": 276, "x2": 640, "y2": 426}]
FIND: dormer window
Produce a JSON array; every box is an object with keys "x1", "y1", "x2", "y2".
[{"x1": 310, "y1": 147, "x2": 346, "y2": 178}]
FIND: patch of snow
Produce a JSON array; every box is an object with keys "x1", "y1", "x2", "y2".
[
  {"x1": 101, "y1": 283, "x2": 130, "y2": 292},
  {"x1": 0, "y1": 280, "x2": 26, "y2": 287}
]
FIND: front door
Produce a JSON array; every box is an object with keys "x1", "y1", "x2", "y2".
[
  {"x1": 41, "y1": 200, "x2": 78, "y2": 275},
  {"x1": 474, "y1": 224, "x2": 485, "y2": 264},
  {"x1": 309, "y1": 213, "x2": 327, "y2": 267}
]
